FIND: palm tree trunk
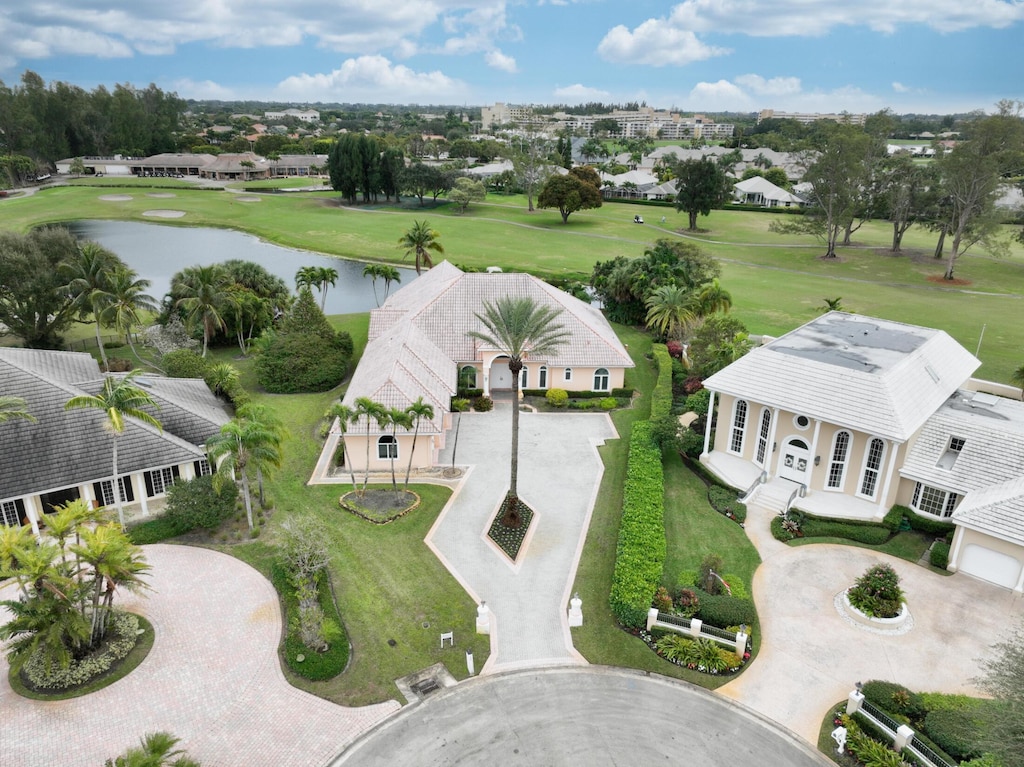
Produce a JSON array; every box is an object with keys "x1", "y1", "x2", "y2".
[
  {"x1": 256, "y1": 467, "x2": 265, "y2": 508},
  {"x1": 404, "y1": 420, "x2": 420, "y2": 489},
  {"x1": 241, "y1": 472, "x2": 254, "y2": 529},
  {"x1": 509, "y1": 360, "x2": 522, "y2": 518},
  {"x1": 112, "y1": 438, "x2": 125, "y2": 531},
  {"x1": 94, "y1": 318, "x2": 109, "y2": 369},
  {"x1": 362, "y1": 423, "x2": 372, "y2": 496}
]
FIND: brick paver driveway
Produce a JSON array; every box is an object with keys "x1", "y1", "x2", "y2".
[{"x1": 0, "y1": 544, "x2": 398, "y2": 767}]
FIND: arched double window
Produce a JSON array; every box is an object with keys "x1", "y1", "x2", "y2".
[
  {"x1": 459, "y1": 365, "x2": 477, "y2": 389},
  {"x1": 827, "y1": 431, "x2": 851, "y2": 489},
  {"x1": 858, "y1": 438, "x2": 885, "y2": 499},
  {"x1": 538, "y1": 366, "x2": 548, "y2": 389},
  {"x1": 729, "y1": 399, "x2": 748, "y2": 455},
  {"x1": 594, "y1": 367, "x2": 610, "y2": 391},
  {"x1": 377, "y1": 435, "x2": 398, "y2": 460},
  {"x1": 755, "y1": 408, "x2": 772, "y2": 466}
]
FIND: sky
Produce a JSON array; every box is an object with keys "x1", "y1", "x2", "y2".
[{"x1": 1, "y1": 1, "x2": 1021, "y2": 114}]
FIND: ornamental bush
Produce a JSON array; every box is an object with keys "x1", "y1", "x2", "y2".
[
  {"x1": 22, "y1": 612, "x2": 139, "y2": 689},
  {"x1": 254, "y1": 331, "x2": 351, "y2": 393},
  {"x1": 163, "y1": 475, "x2": 238, "y2": 534},
  {"x1": 162, "y1": 348, "x2": 209, "y2": 379},
  {"x1": 684, "y1": 388, "x2": 711, "y2": 416},
  {"x1": 930, "y1": 541, "x2": 951, "y2": 569},
  {"x1": 609, "y1": 421, "x2": 665, "y2": 629},
  {"x1": 847, "y1": 564, "x2": 904, "y2": 619},
  {"x1": 695, "y1": 591, "x2": 757, "y2": 627},
  {"x1": 474, "y1": 395, "x2": 494, "y2": 412},
  {"x1": 707, "y1": 485, "x2": 746, "y2": 522},
  {"x1": 599, "y1": 397, "x2": 617, "y2": 410},
  {"x1": 922, "y1": 708, "x2": 985, "y2": 762},
  {"x1": 546, "y1": 388, "x2": 568, "y2": 407}
]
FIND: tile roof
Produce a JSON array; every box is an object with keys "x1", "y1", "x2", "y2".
[
  {"x1": 0, "y1": 351, "x2": 230, "y2": 501},
  {"x1": 952, "y1": 476, "x2": 1024, "y2": 546},
  {"x1": 703, "y1": 312, "x2": 979, "y2": 441}
]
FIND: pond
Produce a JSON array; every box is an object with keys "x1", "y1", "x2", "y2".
[{"x1": 65, "y1": 220, "x2": 418, "y2": 315}]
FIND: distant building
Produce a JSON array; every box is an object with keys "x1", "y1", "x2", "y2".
[
  {"x1": 481, "y1": 103, "x2": 733, "y2": 140},
  {"x1": 264, "y1": 108, "x2": 320, "y2": 123},
  {"x1": 758, "y1": 109, "x2": 867, "y2": 126}
]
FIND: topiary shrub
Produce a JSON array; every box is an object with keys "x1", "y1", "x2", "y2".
[
  {"x1": 474, "y1": 395, "x2": 493, "y2": 412},
  {"x1": 162, "y1": 348, "x2": 209, "y2": 379},
  {"x1": 695, "y1": 591, "x2": 756, "y2": 627},
  {"x1": 930, "y1": 541, "x2": 951, "y2": 569},
  {"x1": 599, "y1": 397, "x2": 617, "y2": 410},
  {"x1": 684, "y1": 388, "x2": 711, "y2": 416},
  {"x1": 546, "y1": 388, "x2": 568, "y2": 407},
  {"x1": 163, "y1": 475, "x2": 238, "y2": 533},
  {"x1": 255, "y1": 331, "x2": 350, "y2": 393},
  {"x1": 847, "y1": 564, "x2": 904, "y2": 619}
]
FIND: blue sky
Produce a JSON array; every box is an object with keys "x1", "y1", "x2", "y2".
[{"x1": 0, "y1": 1, "x2": 1020, "y2": 114}]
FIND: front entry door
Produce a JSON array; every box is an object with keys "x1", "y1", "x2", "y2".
[
  {"x1": 490, "y1": 357, "x2": 512, "y2": 390},
  {"x1": 778, "y1": 438, "x2": 810, "y2": 485}
]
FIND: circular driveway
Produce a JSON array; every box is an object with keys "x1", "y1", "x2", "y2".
[{"x1": 331, "y1": 667, "x2": 830, "y2": 766}]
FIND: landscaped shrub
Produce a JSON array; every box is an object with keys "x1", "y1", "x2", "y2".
[
  {"x1": 599, "y1": 397, "x2": 617, "y2": 410},
  {"x1": 270, "y1": 561, "x2": 349, "y2": 681},
  {"x1": 707, "y1": 485, "x2": 746, "y2": 522},
  {"x1": 22, "y1": 612, "x2": 139, "y2": 690},
  {"x1": 684, "y1": 388, "x2": 711, "y2": 416},
  {"x1": 457, "y1": 388, "x2": 483, "y2": 399},
  {"x1": 611, "y1": 387, "x2": 634, "y2": 399},
  {"x1": 889, "y1": 504, "x2": 956, "y2": 536},
  {"x1": 546, "y1": 388, "x2": 568, "y2": 407},
  {"x1": 609, "y1": 420, "x2": 665, "y2": 629},
  {"x1": 698, "y1": 553, "x2": 726, "y2": 595},
  {"x1": 695, "y1": 591, "x2": 757, "y2": 627},
  {"x1": 882, "y1": 505, "x2": 907, "y2": 532},
  {"x1": 163, "y1": 475, "x2": 238, "y2": 534},
  {"x1": 474, "y1": 395, "x2": 493, "y2": 412},
  {"x1": 862, "y1": 681, "x2": 927, "y2": 721},
  {"x1": 680, "y1": 428, "x2": 704, "y2": 458},
  {"x1": 651, "y1": 343, "x2": 673, "y2": 422},
  {"x1": 922, "y1": 709, "x2": 984, "y2": 762},
  {"x1": 127, "y1": 515, "x2": 182, "y2": 545},
  {"x1": 672, "y1": 588, "x2": 700, "y2": 617},
  {"x1": 254, "y1": 331, "x2": 351, "y2": 393},
  {"x1": 847, "y1": 564, "x2": 904, "y2": 619},
  {"x1": 162, "y1": 348, "x2": 209, "y2": 379},
  {"x1": 653, "y1": 586, "x2": 673, "y2": 612},
  {"x1": 801, "y1": 517, "x2": 892, "y2": 544},
  {"x1": 930, "y1": 541, "x2": 951, "y2": 569},
  {"x1": 719, "y1": 574, "x2": 749, "y2": 601}
]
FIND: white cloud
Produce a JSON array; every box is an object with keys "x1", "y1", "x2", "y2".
[
  {"x1": 687, "y1": 80, "x2": 753, "y2": 111},
  {"x1": 485, "y1": 50, "x2": 518, "y2": 73},
  {"x1": 892, "y1": 81, "x2": 910, "y2": 93},
  {"x1": 734, "y1": 74, "x2": 801, "y2": 96},
  {"x1": 171, "y1": 78, "x2": 238, "y2": 100},
  {"x1": 553, "y1": 83, "x2": 612, "y2": 102},
  {"x1": 598, "y1": 21, "x2": 730, "y2": 65},
  {"x1": 274, "y1": 55, "x2": 467, "y2": 102}
]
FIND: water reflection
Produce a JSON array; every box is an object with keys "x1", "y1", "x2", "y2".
[{"x1": 65, "y1": 220, "x2": 418, "y2": 314}]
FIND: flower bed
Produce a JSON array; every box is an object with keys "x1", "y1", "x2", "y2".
[
  {"x1": 339, "y1": 489, "x2": 420, "y2": 524},
  {"x1": 635, "y1": 628, "x2": 750, "y2": 676},
  {"x1": 20, "y1": 612, "x2": 140, "y2": 691},
  {"x1": 487, "y1": 496, "x2": 535, "y2": 561}
]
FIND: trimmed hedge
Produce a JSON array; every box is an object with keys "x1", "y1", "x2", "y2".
[
  {"x1": 609, "y1": 420, "x2": 666, "y2": 629},
  {"x1": 888, "y1": 504, "x2": 957, "y2": 536},
  {"x1": 650, "y1": 343, "x2": 673, "y2": 423},
  {"x1": 521, "y1": 388, "x2": 634, "y2": 399},
  {"x1": 128, "y1": 516, "x2": 182, "y2": 545},
  {"x1": 775, "y1": 508, "x2": 893, "y2": 544},
  {"x1": 707, "y1": 485, "x2": 746, "y2": 523},
  {"x1": 922, "y1": 708, "x2": 984, "y2": 762},
  {"x1": 694, "y1": 590, "x2": 757, "y2": 627},
  {"x1": 930, "y1": 541, "x2": 951, "y2": 569}
]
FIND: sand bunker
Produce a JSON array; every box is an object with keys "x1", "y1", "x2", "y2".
[
  {"x1": 99, "y1": 194, "x2": 132, "y2": 201},
  {"x1": 234, "y1": 196, "x2": 261, "y2": 202},
  {"x1": 146, "y1": 193, "x2": 176, "y2": 198},
  {"x1": 142, "y1": 210, "x2": 186, "y2": 219}
]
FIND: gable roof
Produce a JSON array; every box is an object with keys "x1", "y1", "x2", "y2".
[
  {"x1": 952, "y1": 476, "x2": 1024, "y2": 546},
  {"x1": 733, "y1": 176, "x2": 804, "y2": 204},
  {"x1": 0, "y1": 349, "x2": 230, "y2": 501},
  {"x1": 704, "y1": 312, "x2": 980, "y2": 441}
]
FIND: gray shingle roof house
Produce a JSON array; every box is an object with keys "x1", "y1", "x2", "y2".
[
  {"x1": 0, "y1": 349, "x2": 230, "y2": 533},
  {"x1": 699, "y1": 312, "x2": 1024, "y2": 592},
  {"x1": 316, "y1": 261, "x2": 633, "y2": 475}
]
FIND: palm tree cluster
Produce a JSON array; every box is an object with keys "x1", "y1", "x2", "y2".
[
  {"x1": 0, "y1": 500, "x2": 150, "y2": 679},
  {"x1": 206, "y1": 403, "x2": 286, "y2": 530},
  {"x1": 60, "y1": 241, "x2": 158, "y2": 369},
  {"x1": 105, "y1": 731, "x2": 200, "y2": 767},
  {"x1": 468, "y1": 296, "x2": 568, "y2": 526},
  {"x1": 361, "y1": 263, "x2": 402, "y2": 306},
  {"x1": 295, "y1": 265, "x2": 339, "y2": 311},
  {"x1": 398, "y1": 220, "x2": 444, "y2": 275},
  {"x1": 326, "y1": 396, "x2": 435, "y2": 496}
]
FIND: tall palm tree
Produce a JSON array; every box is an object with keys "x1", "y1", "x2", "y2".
[
  {"x1": 468, "y1": 297, "x2": 568, "y2": 525},
  {"x1": 325, "y1": 403, "x2": 359, "y2": 495},
  {"x1": 354, "y1": 397, "x2": 388, "y2": 496},
  {"x1": 403, "y1": 397, "x2": 435, "y2": 489},
  {"x1": 61, "y1": 241, "x2": 120, "y2": 369},
  {"x1": 235, "y1": 402, "x2": 286, "y2": 508},
  {"x1": 172, "y1": 265, "x2": 234, "y2": 357},
  {"x1": 295, "y1": 265, "x2": 319, "y2": 293},
  {"x1": 398, "y1": 220, "x2": 444, "y2": 275},
  {"x1": 315, "y1": 266, "x2": 338, "y2": 311},
  {"x1": 385, "y1": 407, "x2": 413, "y2": 491},
  {"x1": 207, "y1": 413, "x2": 283, "y2": 529},
  {"x1": 65, "y1": 370, "x2": 162, "y2": 531},
  {"x1": 103, "y1": 266, "x2": 158, "y2": 363},
  {"x1": 362, "y1": 264, "x2": 403, "y2": 307},
  {"x1": 644, "y1": 284, "x2": 694, "y2": 341},
  {"x1": 0, "y1": 396, "x2": 35, "y2": 423},
  {"x1": 362, "y1": 263, "x2": 384, "y2": 307},
  {"x1": 689, "y1": 278, "x2": 732, "y2": 318}
]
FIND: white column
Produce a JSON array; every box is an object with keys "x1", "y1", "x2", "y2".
[
  {"x1": 947, "y1": 526, "x2": 964, "y2": 573},
  {"x1": 765, "y1": 407, "x2": 780, "y2": 478},
  {"x1": 894, "y1": 725, "x2": 915, "y2": 751},
  {"x1": 701, "y1": 391, "x2": 716, "y2": 456},
  {"x1": 877, "y1": 440, "x2": 901, "y2": 515},
  {"x1": 25, "y1": 496, "x2": 42, "y2": 539},
  {"x1": 846, "y1": 688, "x2": 864, "y2": 715},
  {"x1": 809, "y1": 419, "x2": 822, "y2": 489}
]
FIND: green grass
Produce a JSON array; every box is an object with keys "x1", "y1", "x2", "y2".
[
  {"x1": 7, "y1": 614, "x2": 156, "y2": 701},
  {"x1": 788, "y1": 529, "x2": 952, "y2": 574}
]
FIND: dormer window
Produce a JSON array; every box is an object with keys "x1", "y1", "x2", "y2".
[{"x1": 936, "y1": 437, "x2": 965, "y2": 470}]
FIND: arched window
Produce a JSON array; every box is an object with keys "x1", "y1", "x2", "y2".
[
  {"x1": 858, "y1": 438, "x2": 885, "y2": 499},
  {"x1": 377, "y1": 435, "x2": 398, "y2": 460},
  {"x1": 520, "y1": 366, "x2": 528, "y2": 389},
  {"x1": 459, "y1": 365, "x2": 477, "y2": 389},
  {"x1": 539, "y1": 366, "x2": 548, "y2": 389},
  {"x1": 755, "y1": 408, "x2": 772, "y2": 466},
  {"x1": 827, "y1": 431, "x2": 851, "y2": 489},
  {"x1": 729, "y1": 399, "x2": 748, "y2": 455},
  {"x1": 594, "y1": 367, "x2": 610, "y2": 391}
]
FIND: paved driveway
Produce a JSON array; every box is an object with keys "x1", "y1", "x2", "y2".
[
  {"x1": 332, "y1": 667, "x2": 831, "y2": 766},
  {"x1": 430, "y1": 409, "x2": 617, "y2": 671},
  {"x1": 718, "y1": 505, "x2": 1024, "y2": 742},
  {"x1": 0, "y1": 545, "x2": 398, "y2": 767}
]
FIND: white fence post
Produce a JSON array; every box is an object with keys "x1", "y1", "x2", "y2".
[
  {"x1": 846, "y1": 687, "x2": 864, "y2": 715},
  {"x1": 894, "y1": 724, "x2": 914, "y2": 752},
  {"x1": 689, "y1": 618, "x2": 703, "y2": 639},
  {"x1": 733, "y1": 629, "x2": 748, "y2": 656},
  {"x1": 646, "y1": 608, "x2": 659, "y2": 632},
  {"x1": 568, "y1": 594, "x2": 583, "y2": 627},
  {"x1": 476, "y1": 602, "x2": 490, "y2": 635}
]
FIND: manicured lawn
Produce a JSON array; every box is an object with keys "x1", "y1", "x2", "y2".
[{"x1": 788, "y1": 529, "x2": 950, "y2": 575}]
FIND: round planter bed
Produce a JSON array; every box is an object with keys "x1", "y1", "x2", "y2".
[{"x1": 835, "y1": 589, "x2": 913, "y2": 635}]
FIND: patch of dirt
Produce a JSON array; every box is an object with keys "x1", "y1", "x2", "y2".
[
  {"x1": 926, "y1": 274, "x2": 972, "y2": 286},
  {"x1": 340, "y1": 489, "x2": 420, "y2": 523}
]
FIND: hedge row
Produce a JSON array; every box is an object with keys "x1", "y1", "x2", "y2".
[
  {"x1": 521, "y1": 388, "x2": 634, "y2": 399},
  {"x1": 650, "y1": 343, "x2": 674, "y2": 422},
  {"x1": 609, "y1": 420, "x2": 666, "y2": 629},
  {"x1": 883, "y1": 504, "x2": 956, "y2": 536},
  {"x1": 771, "y1": 514, "x2": 892, "y2": 544}
]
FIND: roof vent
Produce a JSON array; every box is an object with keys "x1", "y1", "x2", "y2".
[
  {"x1": 486, "y1": 266, "x2": 502, "y2": 273},
  {"x1": 971, "y1": 391, "x2": 999, "y2": 408},
  {"x1": 924, "y1": 364, "x2": 939, "y2": 383}
]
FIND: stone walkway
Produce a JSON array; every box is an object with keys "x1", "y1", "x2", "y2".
[
  {"x1": 0, "y1": 545, "x2": 398, "y2": 767},
  {"x1": 429, "y1": 408, "x2": 617, "y2": 672},
  {"x1": 717, "y1": 502, "x2": 1024, "y2": 743}
]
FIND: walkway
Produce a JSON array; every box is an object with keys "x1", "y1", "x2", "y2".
[
  {"x1": 717, "y1": 502, "x2": 1024, "y2": 743},
  {"x1": 0, "y1": 545, "x2": 398, "y2": 767},
  {"x1": 332, "y1": 666, "x2": 830, "y2": 766},
  {"x1": 429, "y1": 408, "x2": 617, "y2": 672}
]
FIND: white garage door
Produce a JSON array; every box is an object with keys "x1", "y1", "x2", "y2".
[{"x1": 959, "y1": 544, "x2": 1022, "y2": 590}]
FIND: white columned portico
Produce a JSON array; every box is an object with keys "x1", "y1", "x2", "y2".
[
  {"x1": 765, "y1": 407, "x2": 780, "y2": 475},
  {"x1": 876, "y1": 440, "x2": 901, "y2": 515},
  {"x1": 701, "y1": 391, "x2": 716, "y2": 456}
]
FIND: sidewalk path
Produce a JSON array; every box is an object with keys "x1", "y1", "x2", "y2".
[
  {"x1": 717, "y1": 503, "x2": 1024, "y2": 743},
  {"x1": 0, "y1": 545, "x2": 398, "y2": 767},
  {"x1": 429, "y1": 409, "x2": 617, "y2": 672}
]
